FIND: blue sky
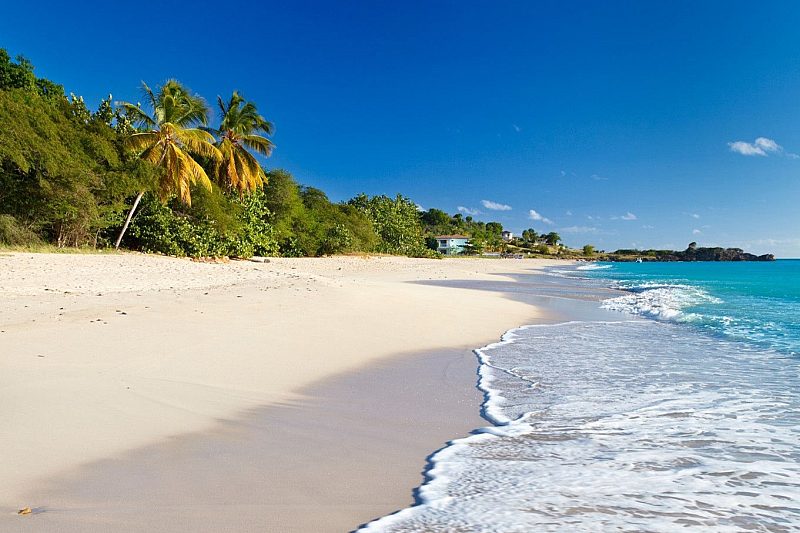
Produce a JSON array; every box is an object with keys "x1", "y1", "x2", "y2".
[{"x1": 3, "y1": 1, "x2": 800, "y2": 255}]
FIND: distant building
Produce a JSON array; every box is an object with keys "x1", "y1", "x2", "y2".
[
  {"x1": 501, "y1": 230, "x2": 513, "y2": 241},
  {"x1": 435, "y1": 235, "x2": 470, "y2": 255}
]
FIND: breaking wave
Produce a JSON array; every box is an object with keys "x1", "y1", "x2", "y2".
[{"x1": 359, "y1": 321, "x2": 800, "y2": 532}]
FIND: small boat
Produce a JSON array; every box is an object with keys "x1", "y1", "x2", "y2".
[{"x1": 636, "y1": 258, "x2": 643, "y2": 263}]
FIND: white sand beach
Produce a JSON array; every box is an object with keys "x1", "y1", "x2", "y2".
[{"x1": 0, "y1": 252, "x2": 559, "y2": 531}]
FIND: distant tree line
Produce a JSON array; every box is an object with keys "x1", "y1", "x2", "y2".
[{"x1": 418, "y1": 211, "x2": 565, "y2": 255}]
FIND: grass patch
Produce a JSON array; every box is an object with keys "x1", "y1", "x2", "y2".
[{"x1": 0, "y1": 243, "x2": 122, "y2": 254}]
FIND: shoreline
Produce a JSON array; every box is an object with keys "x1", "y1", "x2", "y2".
[
  {"x1": 11, "y1": 348, "x2": 488, "y2": 532},
  {"x1": 358, "y1": 263, "x2": 800, "y2": 531},
  {"x1": 0, "y1": 252, "x2": 563, "y2": 530}
]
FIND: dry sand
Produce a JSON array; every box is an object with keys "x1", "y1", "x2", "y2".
[{"x1": 0, "y1": 252, "x2": 559, "y2": 530}]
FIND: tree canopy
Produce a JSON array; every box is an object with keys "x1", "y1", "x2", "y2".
[
  {"x1": 0, "y1": 67, "x2": 154, "y2": 247},
  {"x1": 120, "y1": 80, "x2": 221, "y2": 205},
  {"x1": 207, "y1": 91, "x2": 273, "y2": 193}
]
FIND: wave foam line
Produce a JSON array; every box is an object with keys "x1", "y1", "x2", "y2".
[
  {"x1": 357, "y1": 320, "x2": 628, "y2": 532},
  {"x1": 601, "y1": 283, "x2": 721, "y2": 321}
]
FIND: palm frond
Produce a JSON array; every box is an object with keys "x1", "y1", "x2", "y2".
[
  {"x1": 233, "y1": 147, "x2": 265, "y2": 192},
  {"x1": 118, "y1": 103, "x2": 156, "y2": 129},
  {"x1": 241, "y1": 134, "x2": 274, "y2": 156},
  {"x1": 240, "y1": 147, "x2": 266, "y2": 189},
  {"x1": 179, "y1": 148, "x2": 213, "y2": 192},
  {"x1": 217, "y1": 91, "x2": 273, "y2": 137},
  {"x1": 176, "y1": 128, "x2": 222, "y2": 161},
  {"x1": 160, "y1": 144, "x2": 178, "y2": 201},
  {"x1": 125, "y1": 81, "x2": 261, "y2": 203},
  {"x1": 160, "y1": 144, "x2": 213, "y2": 205},
  {"x1": 212, "y1": 138, "x2": 230, "y2": 181},
  {"x1": 124, "y1": 131, "x2": 160, "y2": 152},
  {"x1": 140, "y1": 143, "x2": 166, "y2": 167},
  {"x1": 226, "y1": 152, "x2": 240, "y2": 191},
  {"x1": 140, "y1": 81, "x2": 158, "y2": 111},
  {"x1": 200, "y1": 125, "x2": 221, "y2": 138},
  {"x1": 175, "y1": 101, "x2": 210, "y2": 127},
  {"x1": 175, "y1": 126, "x2": 216, "y2": 143},
  {"x1": 217, "y1": 95, "x2": 228, "y2": 118}
]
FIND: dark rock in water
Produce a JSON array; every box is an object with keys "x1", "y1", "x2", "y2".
[
  {"x1": 608, "y1": 243, "x2": 775, "y2": 262},
  {"x1": 683, "y1": 247, "x2": 774, "y2": 261}
]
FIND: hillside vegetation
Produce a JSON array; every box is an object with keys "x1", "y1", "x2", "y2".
[
  {"x1": 4, "y1": 50, "x2": 769, "y2": 262},
  {"x1": 0, "y1": 50, "x2": 548, "y2": 259}
]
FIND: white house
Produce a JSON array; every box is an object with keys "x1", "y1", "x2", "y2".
[
  {"x1": 435, "y1": 235, "x2": 470, "y2": 255},
  {"x1": 501, "y1": 230, "x2": 513, "y2": 241}
]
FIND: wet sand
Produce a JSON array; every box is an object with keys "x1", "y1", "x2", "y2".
[{"x1": 7, "y1": 348, "x2": 485, "y2": 532}]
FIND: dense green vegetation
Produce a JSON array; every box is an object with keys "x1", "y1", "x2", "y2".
[
  {"x1": 0, "y1": 59, "x2": 155, "y2": 247},
  {"x1": 0, "y1": 50, "x2": 591, "y2": 259}
]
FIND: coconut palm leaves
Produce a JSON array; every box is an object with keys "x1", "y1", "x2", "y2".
[
  {"x1": 119, "y1": 80, "x2": 221, "y2": 205},
  {"x1": 113, "y1": 81, "x2": 222, "y2": 249},
  {"x1": 206, "y1": 91, "x2": 274, "y2": 193},
  {"x1": 125, "y1": 124, "x2": 218, "y2": 204}
]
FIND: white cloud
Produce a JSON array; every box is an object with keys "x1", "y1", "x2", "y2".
[
  {"x1": 642, "y1": 224, "x2": 655, "y2": 229},
  {"x1": 415, "y1": 204, "x2": 425, "y2": 212},
  {"x1": 457, "y1": 206, "x2": 480, "y2": 215},
  {"x1": 728, "y1": 141, "x2": 766, "y2": 156},
  {"x1": 560, "y1": 170, "x2": 566, "y2": 177},
  {"x1": 512, "y1": 124, "x2": 521, "y2": 132},
  {"x1": 591, "y1": 174, "x2": 608, "y2": 181},
  {"x1": 728, "y1": 137, "x2": 797, "y2": 158},
  {"x1": 565, "y1": 210, "x2": 573, "y2": 216},
  {"x1": 560, "y1": 226, "x2": 599, "y2": 234},
  {"x1": 621, "y1": 212, "x2": 637, "y2": 220},
  {"x1": 528, "y1": 209, "x2": 553, "y2": 224},
  {"x1": 692, "y1": 229, "x2": 702, "y2": 235},
  {"x1": 755, "y1": 137, "x2": 780, "y2": 152},
  {"x1": 481, "y1": 200, "x2": 512, "y2": 211},
  {"x1": 691, "y1": 213, "x2": 700, "y2": 219}
]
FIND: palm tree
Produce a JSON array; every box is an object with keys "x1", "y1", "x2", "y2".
[
  {"x1": 114, "y1": 80, "x2": 221, "y2": 248},
  {"x1": 206, "y1": 91, "x2": 274, "y2": 194}
]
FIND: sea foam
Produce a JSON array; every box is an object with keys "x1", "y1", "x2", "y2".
[
  {"x1": 359, "y1": 321, "x2": 800, "y2": 532},
  {"x1": 575, "y1": 263, "x2": 613, "y2": 271},
  {"x1": 600, "y1": 282, "x2": 722, "y2": 320}
]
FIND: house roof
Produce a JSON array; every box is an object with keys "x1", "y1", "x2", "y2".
[{"x1": 435, "y1": 234, "x2": 470, "y2": 239}]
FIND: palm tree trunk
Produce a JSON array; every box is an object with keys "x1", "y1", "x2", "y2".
[{"x1": 114, "y1": 191, "x2": 145, "y2": 250}]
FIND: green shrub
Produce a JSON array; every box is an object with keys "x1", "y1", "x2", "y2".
[
  {"x1": 0, "y1": 214, "x2": 41, "y2": 245},
  {"x1": 127, "y1": 189, "x2": 279, "y2": 258},
  {"x1": 0, "y1": 85, "x2": 151, "y2": 248},
  {"x1": 348, "y1": 193, "x2": 432, "y2": 257},
  {"x1": 229, "y1": 187, "x2": 280, "y2": 257},
  {"x1": 318, "y1": 223, "x2": 352, "y2": 256}
]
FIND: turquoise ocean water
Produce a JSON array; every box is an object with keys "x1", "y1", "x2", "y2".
[
  {"x1": 362, "y1": 260, "x2": 800, "y2": 532},
  {"x1": 578, "y1": 259, "x2": 800, "y2": 356}
]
